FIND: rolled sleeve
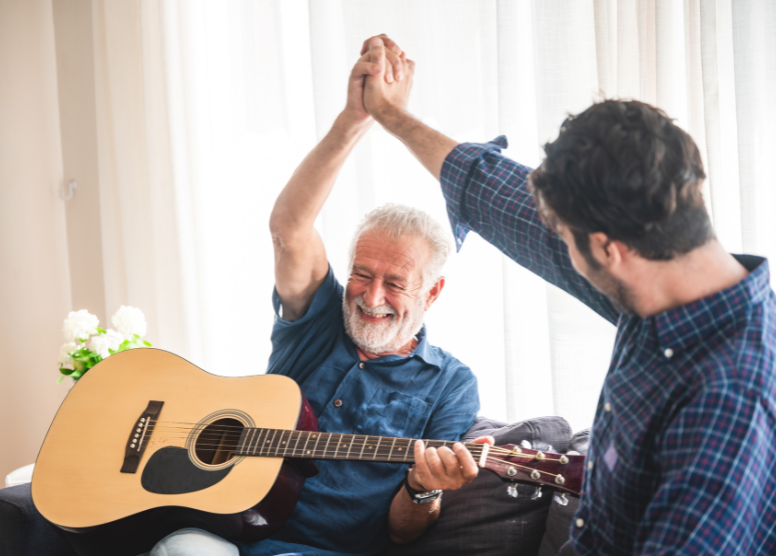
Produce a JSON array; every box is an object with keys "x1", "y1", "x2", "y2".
[{"x1": 441, "y1": 135, "x2": 510, "y2": 252}]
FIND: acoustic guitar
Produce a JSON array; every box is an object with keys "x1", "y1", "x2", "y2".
[{"x1": 33, "y1": 348, "x2": 584, "y2": 545}]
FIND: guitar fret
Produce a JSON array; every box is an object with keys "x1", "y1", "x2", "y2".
[
  {"x1": 266, "y1": 429, "x2": 279, "y2": 456},
  {"x1": 246, "y1": 429, "x2": 259, "y2": 455},
  {"x1": 252, "y1": 429, "x2": 271, "y2": 455},
  {"x1": 345, "y1": 435, "x2": 356, "y2": 459},
  {"x1": 299, "y1": 430, "x2": 312, "y2": 457},
  {"x1": 258, "y1": 429, "x2": 271, "y2": 456},
  {"x1": 358, "y1": 435, "x2": 369, "y2": 459},
  {"x1": 240, "y1": 429, "x2": 253, "y2": 455},
  {"x1": 332, "y1": 434, "x2": 345, "y2": 459},
  {"x1": 372, "y1": 437, "x2": 382, "y2": 460},
  {"x1": 281, "y1": 430, "x2": 291, "y2": 457},
  {"x1": 321, "y1": 432, "x2": 333, "y2": 459},
  {"x1": 403, "y1": 438, "x2": 412, "y2": 461},
  {"x1": 310, "y1": 432, "x2": 322, "y2": 458},
  {"x1": 291, "y1": 430, "x2": 304, "y2": 456},
  {"x1": 387, "y1": 437, "x2": 397, "y2": 462}
]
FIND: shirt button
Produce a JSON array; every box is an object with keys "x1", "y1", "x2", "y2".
[
  {"x1": 604, "y1": 402, "x2": 612, "y2": 412},
  {"x1": 587, "y1": 460, "x2": 594, "y2": 470},
  {"x1": 664, "y1": 348, "x2": 674, "y2": 359},
  {"x1": 576, "y1": 518, "x2": 585, "y2": 528},
  {"x1": 358, "y1": 362, "x2": 365, "y2": 370},
  {"x1": 333, "y1": 399, "x2": 343, "y2": 408}
]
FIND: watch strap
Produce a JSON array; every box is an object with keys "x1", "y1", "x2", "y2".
[{"x1": 404, "y1": 469, "x2": 442, "y2": 504}]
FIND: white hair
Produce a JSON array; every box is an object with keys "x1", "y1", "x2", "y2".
[{"x1": 348, "y1": 203, "x2": 452, "y2": 290}]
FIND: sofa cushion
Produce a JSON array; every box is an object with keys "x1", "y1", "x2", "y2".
[
  {"x1": 0, "y1": 483, "x2": 77, "y2": 556},
  {"x1": 387, "y1": 415, "x2": 573, "y2": 556},
  {"x1": 537, "y1": 428, "x2": 590, "y2": 556}
]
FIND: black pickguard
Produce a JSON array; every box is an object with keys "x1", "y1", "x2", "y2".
[{"x1": 141, "y1": 447, "x2": 232, "y2": 495}]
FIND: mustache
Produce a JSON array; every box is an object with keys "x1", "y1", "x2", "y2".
[{"x1": 353, "y1": 295, "x2": 396, "y2": 317}]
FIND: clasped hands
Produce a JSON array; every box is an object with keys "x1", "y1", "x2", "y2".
[{"x1": 342, "y1": 35, "x2": 414, "y2": 128}]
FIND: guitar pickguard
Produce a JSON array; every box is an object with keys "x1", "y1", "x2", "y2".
[{"x1": 141, "y1": 447, "x2": 233, "y2": 495}]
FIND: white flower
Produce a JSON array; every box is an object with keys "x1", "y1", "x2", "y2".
[
  {"x1": 88, "y1": 329, "x2": 124, "y2": 358},
  {"x1": 63, "y1": 310, "x2": 99, "y2": 342},
  {"x1": 111, "y1": 306, "x2": 147, "y2": 338},
  {"x1": 58, "y1": 341, "x2": 80, "y2": 370}
]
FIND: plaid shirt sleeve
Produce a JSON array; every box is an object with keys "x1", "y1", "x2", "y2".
[
  {"x1": 440, "y1": 136, "x2": 619, "y2": 325},
  {"x1": 635, "y1": 384, "x2": 774, "y2": 555}
]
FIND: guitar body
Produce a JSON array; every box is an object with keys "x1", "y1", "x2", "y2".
[{"x1": 33, "y1": 348, "x2": 318, "y2": 550}]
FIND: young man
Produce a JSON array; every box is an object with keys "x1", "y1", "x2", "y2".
[
  {"x1": 360, "y1": 36, "x2": 776, "y2": 555},
  {"x1": 149, "y1": 44, "x2": 491, "y2": 556}
]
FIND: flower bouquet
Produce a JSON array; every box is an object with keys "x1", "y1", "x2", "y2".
[{"x1": 58, "y1": 306, "x2": 152, "y2": 382}]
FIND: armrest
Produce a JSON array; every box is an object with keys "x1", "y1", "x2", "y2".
[{"x1": 0, "y1": 484, "x2": 77, "y2": 556}]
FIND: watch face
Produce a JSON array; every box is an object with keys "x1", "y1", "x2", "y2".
[{"x1": 413, "y1": 490, "x2": 442, "y2": 504}]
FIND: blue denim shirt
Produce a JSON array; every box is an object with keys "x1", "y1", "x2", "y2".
[{"x1": 239, "y1": 267, "x2": 479, "y2": 556}]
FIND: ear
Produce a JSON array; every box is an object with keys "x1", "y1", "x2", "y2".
[
  {"x1": 423, "y1": 277, "x2": 445, "y2": 311},
  {"x1": 588, "y1": 233, "x2": 628, "y2": 269}
]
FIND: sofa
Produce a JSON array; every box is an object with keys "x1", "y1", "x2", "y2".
[{"x1": 0, "y1": 416, "x2": 585, "y2": 556}]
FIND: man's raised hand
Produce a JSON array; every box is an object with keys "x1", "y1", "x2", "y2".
[
  {"x1": 363, "y1": 36, "x2": 415, "y2": 121},
  {"x1": 343, "y1": 37, "x2": 407, "y2": 126}
]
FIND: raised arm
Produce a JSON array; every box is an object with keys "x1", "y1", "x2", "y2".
[{"x1": 271, "y1": 49, "x2": 404, "y2": 320}]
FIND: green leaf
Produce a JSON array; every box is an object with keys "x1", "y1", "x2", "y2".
[
  {"x1": 96, "y1": 327, "x2": 106, "y2": 334},
  {"x1": 143, "y1": 340, "x2": 152, "y2": 347},
  {"x1": 57, "y1": 375, "x2": 64, "y2": 383}
]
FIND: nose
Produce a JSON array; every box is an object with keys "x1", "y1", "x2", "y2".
[{"x1": 363, "y1": 280, "x2": 386, "y2": 308}]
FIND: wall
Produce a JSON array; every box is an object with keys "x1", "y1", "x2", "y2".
[{"x1": 0, "y1": 0, "x2": 72, "y2": 479}]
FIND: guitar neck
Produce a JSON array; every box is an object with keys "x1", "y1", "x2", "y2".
[{"x1": 235, "y1": 428, "x2": 484, "y2": 464}]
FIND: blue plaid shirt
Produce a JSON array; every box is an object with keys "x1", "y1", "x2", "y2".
[{"x1": 440, "y1": 136, "x2": 776, "y2": 555}]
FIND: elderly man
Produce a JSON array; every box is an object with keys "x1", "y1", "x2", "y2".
[
  {"x1": 149, "y1": 43, "x2": 488, "y2": 556},
  {"x1": 361, "y1": 35, "x2": 776, "y2": 555}
]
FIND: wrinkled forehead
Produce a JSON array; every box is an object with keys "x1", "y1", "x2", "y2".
[{"x1": 351, "y1": 230, "x2": 431, "y2": 280}]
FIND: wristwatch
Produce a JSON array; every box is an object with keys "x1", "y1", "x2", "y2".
[{"x1": 404, "y1": 469, "x2": 442, "y2": 504}]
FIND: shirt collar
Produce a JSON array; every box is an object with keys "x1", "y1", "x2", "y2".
[
  {"x1": 652, "y1": 255, "x2": 770, "y2": 354},
  {"x1": 347, "y1": 324, "x2": 443, "y2": 370}
]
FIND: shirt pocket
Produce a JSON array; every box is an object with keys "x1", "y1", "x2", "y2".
[{"x1": 354, "y1": 388, "x2": 432, "y2": 440}]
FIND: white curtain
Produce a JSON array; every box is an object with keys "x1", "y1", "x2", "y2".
[{"x1": 90, "y1": 0, "x2": 776, "y2": 432}]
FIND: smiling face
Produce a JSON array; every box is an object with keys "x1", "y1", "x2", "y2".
[{"x1": 342, "y1": 230, "x2": 438, "y2": 356}]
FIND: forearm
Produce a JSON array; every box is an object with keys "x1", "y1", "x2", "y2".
[
  {"x1": 270, "y1": 114, "x2": 371, "y2": 242},
  {"x1": 387, "y1": 483, "x2": 441, "y2": 544},
  {"x1": 373, "y1": 107, "x2": 458, "y2": 180},
  {"x1": 271, "y1": 113, "x2": 370, "y2": 320}
]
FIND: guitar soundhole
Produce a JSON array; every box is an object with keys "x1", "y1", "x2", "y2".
[{"x1": 194, "y1": 418, "x2": 244, "y2": 466}]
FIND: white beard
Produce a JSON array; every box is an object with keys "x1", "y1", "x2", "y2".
[{"x1": 342, "y1": 292, "x2": 426, "y2": 355}]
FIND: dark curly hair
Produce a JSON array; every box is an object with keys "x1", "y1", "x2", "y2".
[{"x1": 529, "y1": 100, "x2": 714, "y2": 262}]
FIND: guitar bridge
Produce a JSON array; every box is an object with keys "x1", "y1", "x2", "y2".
[{"x1": 120, "y1": 401, "x2": 164, "y2": 473}]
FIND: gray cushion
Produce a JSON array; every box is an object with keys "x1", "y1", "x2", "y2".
[
  {"x1": 0, "y1": 483, "x2": 77, "y2": 556},
  {"x1": 537, "y1": 428, "x2": 590, "y2": 556},
  {"x1": 387, "y1": 416, "x2": 573, "y2": 556}
]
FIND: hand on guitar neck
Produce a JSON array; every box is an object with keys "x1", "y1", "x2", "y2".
[
  {"x1": 406, "y1": 436, "x2": 495, "y2": 493},
  {"x1": 389, "y1": 435, "x2": 494, "y2": 544}
]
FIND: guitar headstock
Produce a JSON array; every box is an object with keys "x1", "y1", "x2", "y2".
[{"x1": 481, "y1": 444, "x2": 585, "y2": 498}]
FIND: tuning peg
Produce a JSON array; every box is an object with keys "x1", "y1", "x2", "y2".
[
  {"x1": 554, "y1": 493, "x2": 569, "y2": 506},
  {"x1": 507, "y1": 482, "x2": 519, "y2": 498},
  {"x1": 531, "y1": 486, "x2": 543, "y2": 500}
]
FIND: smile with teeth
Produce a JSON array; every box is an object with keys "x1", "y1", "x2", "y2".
[{"x1": 358, "y1": 306, "x2": 394, "y2": 319}]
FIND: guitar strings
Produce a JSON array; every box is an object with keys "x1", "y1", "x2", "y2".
[
  {"x1": 143, "y1": 436, "x2": 567, "y2": 467},
  {"x1": 143, "y1": 420, "x2": 571, "y2": 462},
  {"x1": 139, "y1": 439, "x2": 566, "y2": 481}
]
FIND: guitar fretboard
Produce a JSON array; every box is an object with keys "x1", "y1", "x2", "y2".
[{"x1": 235, "y1": 428, "x2": 482, "y2": 463}]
